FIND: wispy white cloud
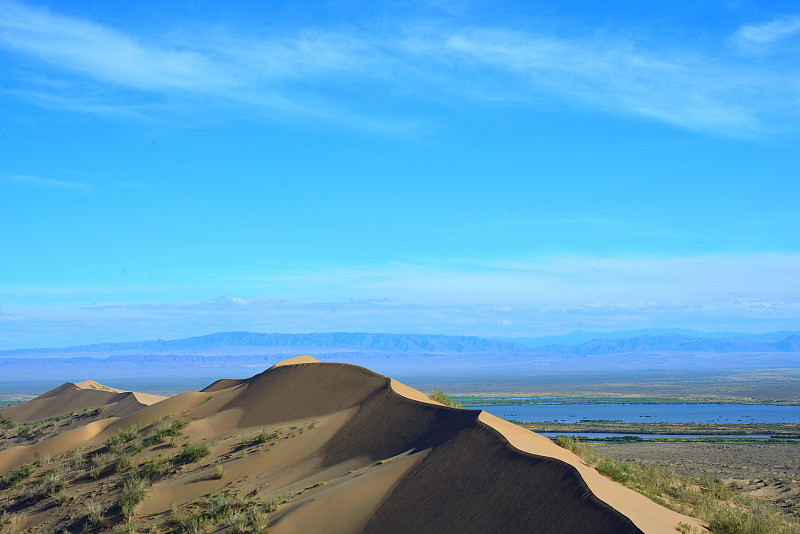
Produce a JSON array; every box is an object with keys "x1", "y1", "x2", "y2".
[
  {"x1": 2, "y1": 174, "x2": 89, "y2": 189},
  {"x1": 733, "y1": 15, "x2": 800, "y2": 47},
  {"x1": 0, "y1": 2, "x2": 798, "y2": 136}
]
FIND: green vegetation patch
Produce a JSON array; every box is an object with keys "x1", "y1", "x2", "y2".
[
  {"x1": 430, "y1": 389, "x2": 462, "y2": 408},
  {"x1": 554, "y1": 435, "x2": 800, "y2": 533}
]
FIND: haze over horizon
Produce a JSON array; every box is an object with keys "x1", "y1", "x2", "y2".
[{"x1": 2, "y1": 0, "x2": 799, "y2": 349}]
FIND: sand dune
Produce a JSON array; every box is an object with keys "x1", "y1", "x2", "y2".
[
  {"x1": 0, "y1": 380, "x2": 166, "y2": 424},
  {"x1": 0, "y1": 358, "x2": 705, "y2": 533}
]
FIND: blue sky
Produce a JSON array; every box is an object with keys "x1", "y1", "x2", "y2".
[{"x1": 1, "y1": 0, "x2": 799, "y2": 348}]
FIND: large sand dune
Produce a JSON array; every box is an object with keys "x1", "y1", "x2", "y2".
[
  {"x1": 0, "y1": 358, "x2": 705, "y2": 533},
  {"x1": 1, "y1": 380, "x2": 165, "y2": 423}
]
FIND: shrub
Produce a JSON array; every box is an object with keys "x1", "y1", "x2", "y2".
[
  {"x1": 214, "y1": 463, "x2": 225, "y2": 479},
  {"x1": 56, "y1": 489, "x2": 70, "y2": 506},
  {"x1": 31, "y1": 471, "x2": 65, "y2": 500},
  {"x1": 85, "y1": 499, "x2": 104, "y2": 526},
  {"x1": 251, "y1": 428, "x2": 279, "y2": 444},
  {"x1": 116, "y1": 453, "x2": 133, "y2": 472},
  {"x1": 139, "y1": 454, "x2": 172, "y2": 480},
  {"x1": 130, "y1": 439, "x2": 145, "y2": 455},
  {"x1": 70, "y1": 449, "x2": 86, "y2": 469},
  {"x1": 430, "y1": 389, "x2": 461, "y2": 408},
  {"x1": 174, "y1": 443, "x2": 210, "y2": 464},
  {"x1": 89, "y1": 451, "x2": 115, "y2": 478},
  {"x1": 112, "y1": 524, "x2": 136, "y2": 534},
  {"x1": 106, "y1": 424, "x2": 143, "y2": 453},
  {"x1": 0, "y1": 463, "x2": 34, "y2": 490},
  {"x1": 554, "y1": 435, "x2": 595, "y2": 462},
  {"x1": 250, "y1": 507, "x2": 269, "y2": 531},
  {"x1": 119, "y1": 477, "x2": 150, "y2": 519}
]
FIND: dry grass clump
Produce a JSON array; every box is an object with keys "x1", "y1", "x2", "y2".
[{"x1": 554, "y1": 435, "x2": 800, "y2": 534}]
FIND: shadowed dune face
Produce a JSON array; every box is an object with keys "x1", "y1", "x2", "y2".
[
  {"x1": 0, "y1": 360, "x2": 703, "y2": 533},
  {"x1": 221, "y1": 362, "x2": 644, "y2": 533},
  {"x1": 364, "y1": 423, "x2": 641, "y2": 534}
]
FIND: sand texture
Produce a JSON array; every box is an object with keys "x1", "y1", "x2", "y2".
[{"x1": 0, "y1": 358, "x2": 704, "y2": 533}]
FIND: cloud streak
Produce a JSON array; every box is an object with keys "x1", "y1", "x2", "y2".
[
  {"x1": 733, "y1": 15, "x2": 800, "y2": 47},
  {"x1": 2, "y1": 174, "x2": 89, "y2": 189},
  {"x1": 1, "y1": 2, "x2": 799, "y2": 136}
]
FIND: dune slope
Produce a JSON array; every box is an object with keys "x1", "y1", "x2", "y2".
[{"x1": 0, "y1": 380, "x2": 165, "y2": 423}]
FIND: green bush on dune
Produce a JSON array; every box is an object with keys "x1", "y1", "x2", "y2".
[{"x1": 430, "y1": 389, "x2": 462, "y2": 408}]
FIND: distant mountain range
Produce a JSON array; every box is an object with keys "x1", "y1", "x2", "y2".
[
  {"x1": 501, "y1": 329, "x2": 800, "y2": 347},
  {"x1": 533, "y1": 333, "x2": 800, "y2": 356},
  {"x1": 1, "y1": 331, "x2": 798, "y2": 384},
  {"x1": 0, "y1": 331, "x2": 532, "y2": 358}
]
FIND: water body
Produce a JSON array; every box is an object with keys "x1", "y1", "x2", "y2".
[
  {"x1": 473, "y1": 403, "x2": 800, "y2": 424},
  {"x1": 536, "y1": 432, "x2": 772, "y2": 440}
]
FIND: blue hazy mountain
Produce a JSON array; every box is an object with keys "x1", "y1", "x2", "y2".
[
  {"x1": 500, "y1": 329, "x2": 794, "y2": 347},
  {"x1": 0, "y1": 331, "x2": 533, "y2": 357},
  {"x1": 530, "y1": 333, "x2": 800, "y2": 356},
  {"x1": 1, "y1": 331, "x2": 797, "y2": 384}
]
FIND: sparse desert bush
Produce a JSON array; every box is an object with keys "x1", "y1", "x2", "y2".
[
  {"x1": 0, "y1": 510, "x2": 12, "y2": 525},
  {"x1": 70, "y1": 448, "x2": 86, "y2": 469},
  {"x1": 56, "y1": 489, "x2": 70, "y2": 506},
  {"x1": 553, "y1": 434, "x2": 799, "y2": 534},
  {"x1": 226, "y1": 509, "x2": 248, "y2": 533},
  {"x1": 555, "y1": 435, "x2": 596, "y2": 462},
  {"x1": 249, "y1": 507, "x2": 269, "y2": 531},
  {"x1": 214, "y1": 462, "x2": 225, "y2": 479},
  {"x1": 430, "y1": 389, "x2": 462, "y2": 408},
  {"x1": 263, "y1": 499, "x2": 279, "y2": 513},
  {"x1": 129, "y1": 438, "x2": 145, "y2": 455},
  {"x1": 174, "y1": 443, "x2": 210, "y2": 464},
  {"x1": 84, "y1": 499, "x2": 104, "y2": 526},
  {"x1": 90, "y1": 451, "x2": 115, "y2": 478},
  {"x1": 106, "y1": 424, "x2": 144, "y2": 453},
  {"x1": 119, "y1": 477, "x2": 150, "y2": 519},
  {"x1": 251, "y1": 428, "x2": 279, "y2": 444},
  {"x1": 37, "y1": 453, "x2": 52, "y2": 466},
  {"x1": 139, "y1": 454, "x2": 172, "y2": 479},
  {"x1": 30, "y1": 471, "x2": 65, "y2": 500},
  {"x1": 112, "y1": 524, "x2": 136, "y2": 534},
  {"x1": 116, "y1": 453, "x2": 133, "y2": 472},
  {"x1": 0, "y1": 463, "x2": 34, "y2": 490}
]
